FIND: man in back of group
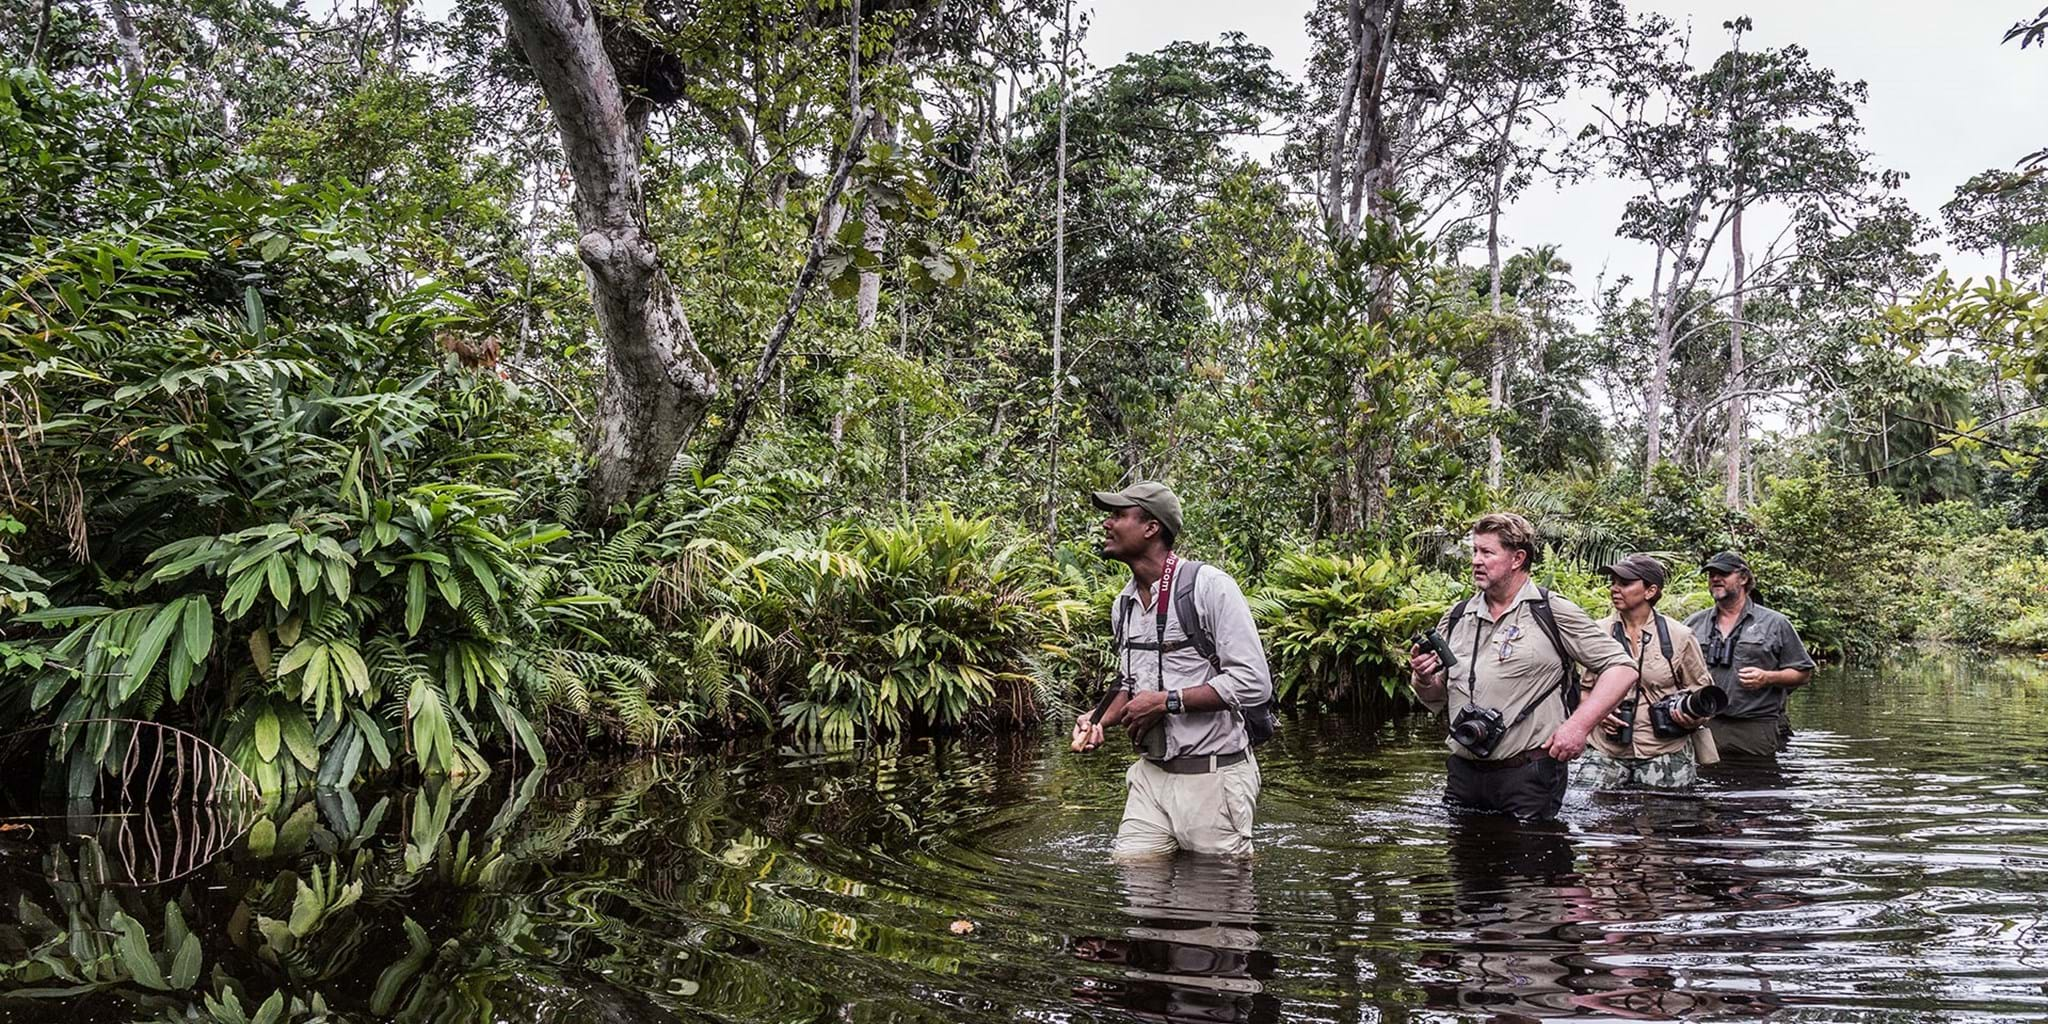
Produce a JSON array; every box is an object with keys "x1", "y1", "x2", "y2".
[
  {"x1": 1684, "y1": 551, "x2": 1814, "y2": 758},
  {"x1": 1407, "y1": 512, "x2": 1640, "y2": 822},
  {"x1": 1070, "y1": 481, "x2": 1273, "y2": 859}
]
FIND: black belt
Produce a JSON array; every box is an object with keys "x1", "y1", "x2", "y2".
[
  {"x1": 1453, "y1": 748, "x2": 1549, "y2": 772},
  {"x1": 1144, "y1": 749, "x2": 1249, "y2": 774}
]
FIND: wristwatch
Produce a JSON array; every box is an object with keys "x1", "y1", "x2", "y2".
[{"x1": 1165, "y1": 689, "x2": 1184, "y2": 714}]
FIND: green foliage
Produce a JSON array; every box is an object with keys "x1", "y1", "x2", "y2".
[
  {"x1": 1747, "y1": 465, "x2": 1919, "y2": 655},
  {"x1": 1250, "y1": 551, "x2": 1450, "y2": 707},
  {"x1": 693, "y1": 505, "x2": 1087, "y2": 746}
]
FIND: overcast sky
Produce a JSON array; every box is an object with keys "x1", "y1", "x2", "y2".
[{"x1": 1086, "y1": 0, "x2": 2047, "y2": 293}]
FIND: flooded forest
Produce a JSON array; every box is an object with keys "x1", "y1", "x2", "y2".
[{"x1": 1, "y1": 0, "x2": 2047, "y2": 1020}]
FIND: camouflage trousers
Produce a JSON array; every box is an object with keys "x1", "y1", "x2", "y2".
[{"x1": 1571, "y1": 748, "x2": 1698, "y2": 791}]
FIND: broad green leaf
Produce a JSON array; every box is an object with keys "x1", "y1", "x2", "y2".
[
  {"x1": 279, "y1": 708, "x2": 317, "y2": 771},
  {"x1": 405, "y1": 563, "x2": 426, "y2": 636},
  {"x1": 122, "y1": 600, "x2": 185, "y2": 701},
  {"x1": 169, "y1": 929, "x2": 202, "y2": 989},
  {"x1": 254, "y1": 709, "x2": 281, "y2": 762},
  {"x1": 264, "y1": 555, "x2": 291, "y2": 608},
  {"x1": 330, "y1": 642, "x2": 370, "y2": 695},
  {"x1": 180, "y1": 595, "x2": 213, "y2": 663},
  {"x1": 111, "y1": 911, "x2": 169, "y2": 990},
  {"x1": 288, "y1": 879, "x2": 323, "y2": 937}
]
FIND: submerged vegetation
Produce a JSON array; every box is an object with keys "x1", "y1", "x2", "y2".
[{"x1": 0, "y1": 1, "x2": 2046, "y2": 794}]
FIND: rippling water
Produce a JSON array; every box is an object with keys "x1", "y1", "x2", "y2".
[{"x1": 5, "y1": 652, "x2": 2048, "y2": 1022}]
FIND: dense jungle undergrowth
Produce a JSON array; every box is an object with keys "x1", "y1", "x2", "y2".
[{"x1": 3, "y1": 0, "x2": 2048, "y2": 796}]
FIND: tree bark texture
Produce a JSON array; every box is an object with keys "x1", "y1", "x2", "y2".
[
  {"x1": 1322, "y1": 0, "x2": 1403, "y2": 237},
  {"x1": 502, "y1": 0, "x2": 719, "y2": 517},
  {"x1": 1642, "y1": 244, "x2": 1672, "y2": 491},
  {"x1": 1725, "y1": 202, "x2": 1747, "y2": 509},
  {"x1": 1484, "y1": 85, "x2": 1524, "y2": 491},
  {"x1": 1045, "y1": 0, "x2": 1071, "y2": 544},
  {"x1": 106, "y1": 0, "x2": 146, "y2": 90}
]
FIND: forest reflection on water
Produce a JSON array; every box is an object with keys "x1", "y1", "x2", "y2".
[{"x1": 5, "y1": 651, "x2": 2048, "y2": 1022}]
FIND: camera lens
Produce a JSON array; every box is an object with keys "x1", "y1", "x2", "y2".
[{"x1": 1683, "y1": 686, "x2": 1729, "y2": 718}]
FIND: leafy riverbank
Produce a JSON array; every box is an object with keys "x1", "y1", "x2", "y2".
[{"x1": 5, "y1": 0, "x2": 2048, "y2": 797}]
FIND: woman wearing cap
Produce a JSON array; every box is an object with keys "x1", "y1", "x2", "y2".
[{"x1": 1575, "y1": 554, "x2": 1722, "y2": 791}]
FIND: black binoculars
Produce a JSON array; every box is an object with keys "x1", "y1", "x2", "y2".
[{"x1": 1412, "y1": 628, "x2": 1457, "y2": 675}]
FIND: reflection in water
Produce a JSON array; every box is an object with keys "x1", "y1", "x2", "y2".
[
  {"x1": 1071, "y1": 857, "x2": 1278, "y2": 1023},
  {"x1": 2, "y1": 652, "x2": 2048, "y2": 1021}
]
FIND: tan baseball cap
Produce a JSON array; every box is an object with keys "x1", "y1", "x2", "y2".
[{"x1": 1089, "y1": 480, "x2": 1184, "y2": 538}]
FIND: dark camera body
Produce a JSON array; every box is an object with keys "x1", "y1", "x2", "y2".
[
  {"x1": 1647, "y1": 685, "x2": 1728, "y2": 739},
  {"x1": 1449, "y1": 704, "x2": 1506, "y2": 758}
]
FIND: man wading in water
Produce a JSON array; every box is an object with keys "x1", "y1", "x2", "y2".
[
  {"x1": 1070, "y1": 481, "x2": 1274, "y2": 859},
  {"x1": 1407, "y1": 513, "x2": 1639, "y2": 821},
  {"x1": 1685, "y1": 551, "x2": 1814, "y2": 758}
]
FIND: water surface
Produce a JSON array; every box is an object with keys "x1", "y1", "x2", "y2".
[{"x1": 4, "y1": 652, "x2": 2047, "y2": 1022}]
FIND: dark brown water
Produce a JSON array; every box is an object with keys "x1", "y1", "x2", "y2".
[{"x1": 5, "y1": 652, "x2": 2048, "y2": 1022}]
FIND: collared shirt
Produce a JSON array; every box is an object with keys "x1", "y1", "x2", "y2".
[
  {"x1": 1424, "y1": 579, "x2": 1632, "y2": 761},
  {"x1": 1112, "y1": 562, "x2": 1272, "y2": 759},
  {"x1": 1683, "y1": 599, "x2": 1815, "y2": 720},
  {"x1": 1582, "y1": 611, "x2": 1715, "y2": 759}
]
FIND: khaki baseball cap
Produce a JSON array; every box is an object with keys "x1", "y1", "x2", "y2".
[{"x1": 1089, "y1": 481, "x2": 1184, "y2": 538}]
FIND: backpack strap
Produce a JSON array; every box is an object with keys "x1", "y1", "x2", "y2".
[
  {"x1": 1168, "y1": 560, "x2": 1219, "y2": 671},
  {"x1": 1605, "y1": 615, "x2": 1675, "y2": 667},
  {"x1": 1526, "y1": 589, "x2": 1580, "y2": 713}
]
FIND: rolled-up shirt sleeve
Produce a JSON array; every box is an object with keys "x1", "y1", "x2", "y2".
[
  {"x1": 1198, "y1": 570, "x2": 1272, "y2": 709},
  {"x1": 1552, "y1": 596, "x2": 1631, "y2": 674},
  {"x1": 1771, "y1": 614, "x2": 1816, "y2": 672}
]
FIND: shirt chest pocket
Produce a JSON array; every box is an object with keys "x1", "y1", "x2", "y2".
[{"x1": 1734, "y1": 636, "x2": 1774, "y2": 666}]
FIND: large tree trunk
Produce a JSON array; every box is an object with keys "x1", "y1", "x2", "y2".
[
  {"x1": 503, "y1": 0, "x2": 718, "y2": 516},
  {"x1": 1321, "y1": 0, "x2": 1363, "y2": 232},
  {"x1": 1642, "y1": 245, "x2": 1672, "y2": 492},
  {"x1": 1044, "y1": 0, "x2": 1072, "y2": 543},
  {"x1": 106, "y1": 0, "x2": 146, "y2": 90},
  {"x1": 1483, "y1": 85, "x2": 1523, "y2": 491},
  {"x1": 1724, "y1": 202, "x2": 1747, "y2": 509}
]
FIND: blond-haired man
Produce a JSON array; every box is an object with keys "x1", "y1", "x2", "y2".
[{"x1": 1407, "y1": 513, "x2": 1639, "y2": 821}]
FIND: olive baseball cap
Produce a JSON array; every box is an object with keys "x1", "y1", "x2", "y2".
[
  {"x1": 1090, "y1": 481, "x2": 1184, "y2": 538},
  {"x1": 1701, "y1": 551, "x2": 1752, "y2": 575},
  {"x1": 1600, "y1": 554, "x2": 1669, "y2": 586}
]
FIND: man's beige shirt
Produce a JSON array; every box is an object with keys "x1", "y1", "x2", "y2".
[
  {"x1": 1425, "y1": 579, "x2": 1631, "y2": 761},
  {"x1": 1581, "y1": 611, "x2": 1715, "y2": 759}
]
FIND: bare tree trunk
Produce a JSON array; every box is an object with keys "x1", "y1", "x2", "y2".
[
  {"x1": 1349, "y1": 0, "x2": 1402, "y2": 231},
  {"x1": 503, "y1": 0, "x2": 719, "y2": 515},
  {"x1": 29, "y1": 0, "x2": 53, "y2": 68},
  {"x1": 1725, "y1": 202, "x2": 1747, "y2": 509},
  {"x1": 1044, "y1": 0, "x2": 1071, "y2": 544},
  {"x1": 896, "y1": 297, "x2": 910, "y2": 505},
  {"x1": 1642, "y1": 244, "x2": 1672, "y2": 492},
  {"x1": 1483, "y1": 84, "x2": 1523, "y2": 491},
  {"x1": 832, "y1": 4, "x2": 880, "y2": 460},
  {"x1": 1322, "y1": 0, "x2": 1363, "y2": 233},
  {"x1": 106, "y1": 0, "x2": 146, "y2": 90},
  {"x1": 853, "y1": 123, "x2": 893, "y2": 320}
]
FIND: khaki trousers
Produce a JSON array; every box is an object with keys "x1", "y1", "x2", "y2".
[{"x1": 1113, "y1": 755, "x2": 1260, "y2": 860}]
